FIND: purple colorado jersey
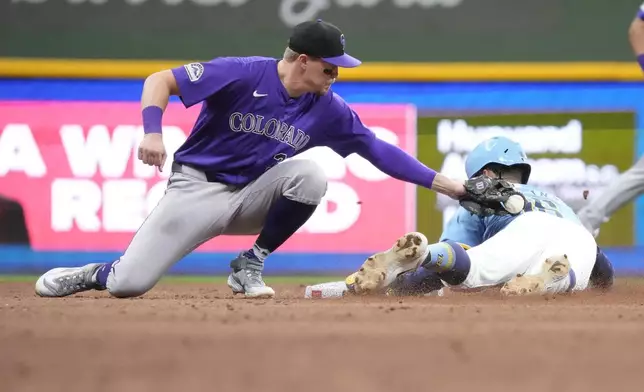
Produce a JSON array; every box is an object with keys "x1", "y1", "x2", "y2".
[{"x1": 171, "y1": 56, "x2": 378, "y2": 186}]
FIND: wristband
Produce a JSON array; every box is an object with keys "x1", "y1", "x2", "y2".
[{"x1": 142, "y1": 106, "x2": 163, "y2": 135}]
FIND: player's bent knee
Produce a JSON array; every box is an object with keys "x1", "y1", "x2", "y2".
[
  {"x1": 285, "y1": 160, "x2": 328, "y2": 204},
  {"x1": 107, "y1": 275, "x2": 156, "y2": 298}
]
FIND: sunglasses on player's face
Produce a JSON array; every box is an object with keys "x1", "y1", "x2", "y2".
[
  {"x1": 322, "y1": 66, "x2": 338, "y2": 77},
  {"x1": 307, "y1": 56, "x2": 338, "y2": 78},
  {"x1": 321, "y1": 63, "x2": 338, "y2": 78}
]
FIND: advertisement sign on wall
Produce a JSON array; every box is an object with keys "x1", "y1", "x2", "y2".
[
  {"x1": 0, "y1": 101, "x2": 417, "y2": 253},
  {"x1": 416, "y1": 111, "x2": 636, "y2": 247}
]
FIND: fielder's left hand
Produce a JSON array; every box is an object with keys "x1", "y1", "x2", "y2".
[{"x1": 459, "y1": 175, "x2": 526, "y2": 217}]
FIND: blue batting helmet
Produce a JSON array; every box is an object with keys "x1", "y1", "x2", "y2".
[{"x1": 465, "y1": 136, "x2": 531, "y2": 184}]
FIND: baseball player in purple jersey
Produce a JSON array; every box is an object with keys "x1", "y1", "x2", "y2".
[
  {"x1": 35, "y1": 20, "x2": 468, "y2": 299},
  {"x1": 577, "y1": 3, "x2": 644, "y2": 236}
]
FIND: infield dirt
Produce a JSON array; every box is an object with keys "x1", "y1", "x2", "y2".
[{"x1": 2, "y1": 279, "x2": 644, "y2": 392}]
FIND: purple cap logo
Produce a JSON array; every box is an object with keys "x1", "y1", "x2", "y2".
[{"x1": 340, "y1": 34, "x2": 346, "y2": 50}]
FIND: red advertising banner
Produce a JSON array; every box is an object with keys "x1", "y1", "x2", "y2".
[{"x1": 0, "y1": 101, "x2": 417, "y2": 253}]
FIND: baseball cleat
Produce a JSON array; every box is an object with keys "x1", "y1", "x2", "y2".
[
  {"x1": 352, "y1": 232, "x2": 429, "y2": 294},
  {"x1": 227, "y1": 271, "x2": 275, "y2": 298},
  {"x1": 35, "y1": 263, "x2": 104, "y2": 297},
  {"x1": 227, "y1": 252, "x2": 275, "y2": 298},
  {"x1": 500, "y1": 254, "x2": 571, "y2": 296}
]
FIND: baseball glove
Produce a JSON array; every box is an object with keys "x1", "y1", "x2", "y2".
[{"x1": 459, "y1": 175, "x2": 527, "y2": 217}]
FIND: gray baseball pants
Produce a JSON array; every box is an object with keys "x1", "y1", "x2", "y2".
[
  {"x1": 577, "y1": 156, "x2": 644, "y2": 234},
  {"x1": 105, "y1": 159, "x2": 327, "y2": 298}
]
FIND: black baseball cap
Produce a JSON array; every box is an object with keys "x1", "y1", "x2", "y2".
[{"x1": 288, "y1": 19, "x2": 361, "y2": 68}]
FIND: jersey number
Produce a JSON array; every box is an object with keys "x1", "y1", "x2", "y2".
[
  {"x1": 525, "y1": 198, "x2": 563, "y2": 218},
  {"x1": 265, "y1": 153, "x2": 288, "y2": 172}
]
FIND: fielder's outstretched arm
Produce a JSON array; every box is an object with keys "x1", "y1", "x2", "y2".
[
  {"x1": 324, "y1": 96, "x2": 466, "y2": 199},
  {"x1": 355, "y1": 138, "x2": 466, "y2": 199}
]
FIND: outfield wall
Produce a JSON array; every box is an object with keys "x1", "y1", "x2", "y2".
[{"x1": 1, "y1": 78, "x2": 643, "y2": 275}]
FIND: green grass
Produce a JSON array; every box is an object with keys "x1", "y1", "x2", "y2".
[
  {"x1": 0, "y1": 275, "x2": 346, "y2": 285},
  {"x1": 0, "y1": 275, "x2": 37, "y2": 283}
]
